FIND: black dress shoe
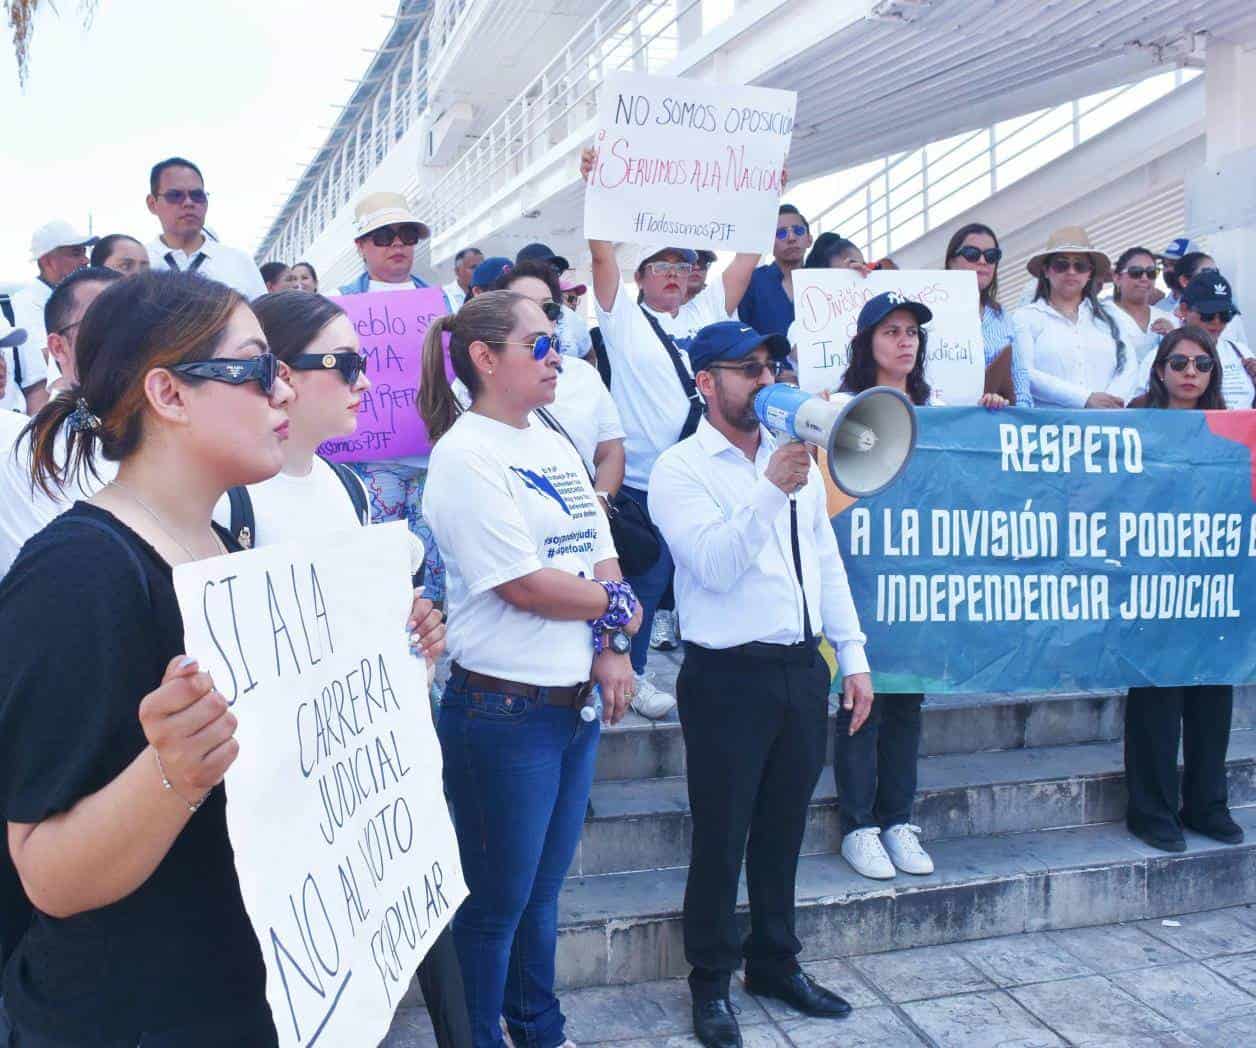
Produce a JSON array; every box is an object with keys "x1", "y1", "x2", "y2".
[
  {"x1": 1128, "y1": 823, "x2": 1187, "y2": 853},
  {"x1": 1183, "y1": 812, "x2": 1245, "y2": 845},
  {"x1": 744, "y1": 969, "x2": 853, "y2": 1018},
  {"x1": 692, "y1": 997, "x2": 742, "y2": 1048}
]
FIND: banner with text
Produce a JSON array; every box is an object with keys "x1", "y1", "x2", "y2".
[
  {"x1": 831, "y1": 408, "x2": 1256, "y2": 693},
  {"x1": 583, "y1": 71, "x2": 797, "y2": 252},
  {"x1": 173, "y1": 522, "x2": 466, "y2": 1048},
  {"x1": 793, "y1": 269, "x2": 984, "y2": 404},
  {"x1": 319, "y1": 287, "x2": 448, "y2": 464}
]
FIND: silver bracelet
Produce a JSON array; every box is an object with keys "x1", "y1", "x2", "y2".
[{"x1": 154, "y1": 750, "x2": 207, "y2": 814}]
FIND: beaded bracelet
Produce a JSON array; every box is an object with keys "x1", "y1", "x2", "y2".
[
  {"x1": 155, "y1": 751, "x2": 208, "y2": 814},
  {"x1": 590, "y1": 579, "x2": 638, "y2": 653}
]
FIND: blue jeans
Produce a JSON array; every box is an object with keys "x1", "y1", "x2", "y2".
[
  {"x1": 619, "y1": 485, "x2": 673, "y2": 675},
  {"x1": 351, "y1": 460, "x2": 447, "y2": 604},
  {"x1": 437, "y1": 675, "x2": 599, "y2": 1048}
]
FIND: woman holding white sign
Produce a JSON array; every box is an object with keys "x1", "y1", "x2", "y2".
[
  {"x1": 1123, "y1": 326, "x2": 1242, "y2": 854},
  {"x1": 419, "y1": 290, "x2": 641, "y2": 1048},
  {"x1": 0, "y1": 271, "x2": 293, "y2": 1045}
]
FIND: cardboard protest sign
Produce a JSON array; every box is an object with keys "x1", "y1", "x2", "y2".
[
  {"x1": 319, "y1": 287, "x2": 448, "y2": 464},
  {"x1": 583, "y1": 71, "x2": 796, "y2": 253},
  {"x1": 173, "y1": 522, "x2": 466, "y2": 1048},
  {"x1": 792, "y1": 269, "x2": 985, "y2": 405}
]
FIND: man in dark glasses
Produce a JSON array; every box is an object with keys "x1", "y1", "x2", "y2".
[
  {"x1": 1179, "y1": 271, "x2": 1256, "y2": 409},
  {"x1": 339, "y1": 191, "x2": 434, "y2": 296},
  {"x1": 144, "y1": 157, "x2": 266, "y2": 300},
  {"x1": 737, "y1": 205, "x2": 813, "y2": 341}
]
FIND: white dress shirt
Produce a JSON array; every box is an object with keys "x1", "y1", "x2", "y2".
[
  {"x1": 147, "y1": 235, "x2": 266, "y2": 300},
  {"x1": 442, "y1": 280, "x2": 467, "y2": 311},
  {"x1": 648, "y1": 418, "x2": 869, "y2": 676},
  {"x1": 1011, "y1": 298, "x2": 1140, "y2": 407},
  {"x1": 4, "y1": 282, "x2": 52, "y2": 405}
]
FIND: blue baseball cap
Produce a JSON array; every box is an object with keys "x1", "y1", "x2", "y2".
[
  {"x1": 1181, "y1": 271, "x2": 1241, "y2": 315},
  {"x1": 470, "y1": 256, "x2": 513, "y2": 291},
  {"x1": 637, "y1": 246, "x2": 699, "y2": 272},
  {"x1": 686, "y1": 321, "x2": 790, "y2": 373},
  {"x1": 1160, "y1": 238, "x2": 1202, "y2": 262},
  {"x1": 856, "y1": 291, "x2": 933, "y2": 334}
]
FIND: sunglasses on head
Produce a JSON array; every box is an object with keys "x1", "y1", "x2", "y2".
[
  {"x1": 706, "y1": 358, "x2": 783, "y2": 380},
  {"x1": 1194, "y1": 310, "x2": 1235, "y2": 324},
  {"x1": 775, "y1": 224, "x2": 808, "y2": 240},
  {"x1": 288, "y1": 351, "x2": 366, "y2": 384},
  {"x1": 1120, "y1": 265, "x2": 1159, "y2": 280},
  {"x1": 157, "y1": 189, "x2": 209, "y2": 206},
  {"x1": 366, "y1": 224, "x2": 423, "y2": 247},
  {"x1": 484, "y1": 334, "x2": 560, "y2": 361},
  {"x1": 1166, "y1": 353, "x2": 1215, "y2": 373},
  {"x1": 171, "y1": 352, "x2": 279, "y2": 394},
  {"x1": 1049, "y1": 257, "x2": 1094, "y2": 275},
  {"x1": 952, "y1": 246, "x2": 1002, "y2": 264}
]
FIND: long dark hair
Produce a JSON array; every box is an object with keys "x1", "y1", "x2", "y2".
[
  {"x1": 1171, "y1": 251, "x2": 1215, "y2": 295},
  {"x1": 805, "y1": 235, "x2": 861, "y2": 269},
  {"x1": 1144, "y1": 326, "x2": 1225, "y2": 410},
  {"x1": 419, "y1": 290, "x2": 527, "y2": 443},
  {"x1": 23, "y1": 271, "x2": 244, "y2": 497},
  {"x1": 840, "y1": 322, "x2": 933, "y2": 406},
  {"x1": 88, "y1": 234, "x2": 145, "y2": 269},
  {"x1": 1033, "y1": 255, "x2": 1127, "y2": 374},
  {"x1": 1112, "y1": 246, "x2": 1156, "y2": 304},
  {"x1": 944, "y1": 222, "x2": 1002, "y2": 312},
  {"x1": 250, "y1": 290, "x2": 345, "y2": 364}
]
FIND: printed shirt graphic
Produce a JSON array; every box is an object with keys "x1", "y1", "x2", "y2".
[{"x1": 423, "y1": 411, "x2": 615, "y2": 685}]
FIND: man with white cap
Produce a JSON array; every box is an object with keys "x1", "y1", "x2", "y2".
[
  {"x1": 339, "y1": 191, "x2": 433, "y2": 294},
  {"x1": 7, "y1": 219, "x2": 96, "y2": 412},
  {"x1": 144, "y1": 156, "x2": 266, "y2": 300}
]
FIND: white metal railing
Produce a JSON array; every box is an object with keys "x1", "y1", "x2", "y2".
[{"x1": 810, "y1": 69, "x2": 1199, "y2": 260}]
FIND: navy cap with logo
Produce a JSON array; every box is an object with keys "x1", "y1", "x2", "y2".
[
  {"x1": 470, "y1": 256, "x2": 514, "y2": 291},
  {"x1": 856, "y1": 291, "x2": 933, "y2": 334},
  {"x1": 1182, "y1": 271, "x2": 1241, "y2": 315},
  {"x1": 516, "y1": 243, "x2": 571, "y2": 274},
  {"x1": 685, "y1": 321, "x2": 790, "y2": 374}
]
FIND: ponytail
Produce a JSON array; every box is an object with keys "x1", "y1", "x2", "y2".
[
  {"x1": 24, "y1": 391, "x2": 100, "y2": 499},
  {"x1": 419, "y1": 315, "x2": 462, "y2": 444}
]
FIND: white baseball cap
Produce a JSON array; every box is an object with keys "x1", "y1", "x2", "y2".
[{"x1": 30, "y1": 220, "x2": 97, "y2": 262}]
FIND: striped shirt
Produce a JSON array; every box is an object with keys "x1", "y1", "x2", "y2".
[{"x1": 981, "y1": 303, "x2": 1032, "y2": 406}]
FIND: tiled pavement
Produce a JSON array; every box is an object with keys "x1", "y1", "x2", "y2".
[{"x1": 383, "y1": 904, "x2": 1256, "y2": 1046}]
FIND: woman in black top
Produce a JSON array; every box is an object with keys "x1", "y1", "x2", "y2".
[
  {"x1": 0, "y1": 270, "x2": 293, "y2": 1046},
  {"x1": 1124, "y1": 327, "x2": 1242, "y2": 854}
]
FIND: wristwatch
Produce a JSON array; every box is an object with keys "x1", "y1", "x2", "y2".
[{"x1": 605, "y1": 629, "x2": 631, "y2": 655}]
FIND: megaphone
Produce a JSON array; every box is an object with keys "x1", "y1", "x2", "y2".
[{"x1": 754, "y1": 384, "x2": 917, "y2": 497}]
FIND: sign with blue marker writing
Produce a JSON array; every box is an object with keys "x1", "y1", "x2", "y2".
[
  {"x1": 173, "y1": 522, "x2": 466, "y2": 1048},
  {"x1": 831, "y1": 407, "x2": 1256, "y2": 693}
]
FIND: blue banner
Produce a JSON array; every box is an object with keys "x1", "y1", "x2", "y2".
[{"x1": 831, "y1": 407, "x2": 1256, "y2": 694}]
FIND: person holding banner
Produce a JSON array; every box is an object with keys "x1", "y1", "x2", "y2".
[
  {"x1": 419, "y1": 290, "x2": 640, "y2": 1048},
  {"x1": 1123, "y1": 325, "x2": 1243, "y2": 853},
  {"x1": 1011, "y1": 227, "x2": 1139, "y2": 409},
  {"x1": 649, "y1": 320, "x2": 871, "y2": 1047},
  {"x1": 0, "y1": 270, "x2": 293, "y2": 1046}
]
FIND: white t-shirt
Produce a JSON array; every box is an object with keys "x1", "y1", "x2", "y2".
[
  {"x1": 211, "y1": 457, "x2": 425, "y2": 572},
  {"x1": 147, "y1": 235, "x2": 267, "y2": 300},
  {"x1": 0, "y1": 411, "x2": 26, "y2": 456},
  {"x1": 4, "y1": 285, "x2": 51, "y2": 407},
  {"x1": 368, "y1": 280, "x2": 417, "y2": 294},
  {"x1": 0, "y1": 418, "x2": 116, "y2": 579},
  {"x1": 1216, "y1": 338, "x2": 1256, "y2": 410},
  {"x1": 558, "y1": 304, "x2": 593, "y2": 359},
  {"x1": 594, "y1": 280, "x2": 731, "y2": 489},
  {"x1": 423, "y1": 411, "x2": 616, "y2": 685}
]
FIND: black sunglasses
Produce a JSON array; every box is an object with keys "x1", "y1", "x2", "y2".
[
  {"x1": 1120, "y1": 265, "x2": 1159, "y2": 280},
  {"x1": 366, "y1": 224, "x2": 423, "y2": 247},
  {"x1": 539, "y1": 300, "x2": 563, "y2": 322},
  {"x1": 288, "y1": 351, "x2": 366, "y2": 384},
  {"x1": 171, "y1": 353, "x2": 279, "y2": 395},
  {"x1": 706, "y1": 359, "x2": 783, "y2": 380},
  {"x1": 952, "y1": 246, "x2": 1003, "y2": 264},
  {"x1": 1195, "y1": 310, "x2": 1235, "y2": 324},
  {"x1": 1166, "y1": 353, "x2": 1215, "y2": 373},
  {"x1": 1049, "y1": 257, "x2": 1093, "y2": 274},
  {"x1": 157, "y1": 189, "x2": 209, "y2": 206}
]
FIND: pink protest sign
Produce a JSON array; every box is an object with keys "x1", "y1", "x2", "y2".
[{"x1": 317, "y1": 287, "x2": 449, "y2": 463}]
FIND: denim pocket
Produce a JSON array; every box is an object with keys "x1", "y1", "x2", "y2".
[{"x1": 464, "y1": 689, "x2": 536, "y2": 722}]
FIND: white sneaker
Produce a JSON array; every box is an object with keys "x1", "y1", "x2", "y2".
[
  {"x1": 841, "y1": 827, "x2": 896, "y2": 880},
  {"x1": 650, "y1": 608, "x2": 678, "y2": 650},
  {"x1": 631, "y1": 672, "x2": 677, "y2": 719},
  {"x1": 882, "y1": 823, "x2": 935, "y2": 875}
]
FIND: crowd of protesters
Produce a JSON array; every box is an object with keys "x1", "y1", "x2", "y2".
[{"x1": 0, "y1": 148, "x2": 1250, "y2": 1048}]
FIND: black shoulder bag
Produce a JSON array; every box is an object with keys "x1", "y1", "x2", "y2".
[
  {"x1": 226, "y1": 456, "x2": 370, "y2": 550},
  {"x1": 640, "y1": 307, "x2": 703, "y2": 443}
]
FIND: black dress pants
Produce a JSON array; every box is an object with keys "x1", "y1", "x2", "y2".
[
  {"x1": 677, "y1": 643, "x2": 830, "y2": 1001},
  {"x1": 833, "y1": 692, "x2": 924, "y2": 837},
  {"x1": 1125, "y1": 685, "x2": 1233, "y2": 839}
]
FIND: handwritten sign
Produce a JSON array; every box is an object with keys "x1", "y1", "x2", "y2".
[
  {"x1": 584, "y1": 71, "x2": 797, "y2": 252},
  {"x1": 319, "y1": 287, "x2": 448, "y2": 463},
  {"x1": 173, "y1": 523, "x2": 466, "y2": 1048},
  {"x1": 791, "y1": 269, "x2": 985, "y2": 405}
]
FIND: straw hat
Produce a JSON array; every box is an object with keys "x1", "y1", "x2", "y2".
[
  {"x1": 353, "y1": 192, "x2": 430, "y2": 240},
  {"x1": 1026, "y1": 226, "x2": 1111, "y2": 284}
]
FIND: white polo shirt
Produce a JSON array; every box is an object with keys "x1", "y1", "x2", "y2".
[
  {"x1": 423, "y1": 410, "x2": 617, "y2": 686},
  {"x1": 594, "y1": 281, "x2": 731, "y2": 489},
  {"x1": 147, "y1": 235, "x2": 267, "y2": 300},
  {"x1": 1011, "y1": 298, "x2": 1140, "y2": 407},
  {"x1": 648, "y1": 418, "x2": 869, "y2": 676},
  {"x1": 4, "y1": 284, "x2": 52, "y2": 404},
  {"x1": 1216, "y1": 338, "x2": 1256, "y2": 410}
]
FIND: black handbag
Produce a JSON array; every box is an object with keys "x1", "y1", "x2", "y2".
[{"x1": 535, "y1": 407, "x2": 661, "y2": 576}]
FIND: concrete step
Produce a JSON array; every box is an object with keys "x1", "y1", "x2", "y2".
[
  {"x1": 574, "y1": 730, "x2": 1256, "y2": 878},
  {"x1": 596, "y1": 683, "x2": 1256, "y2": 783},
  {"x1": 554, "y1": 805, "x2": 1256, "y2": 989}
]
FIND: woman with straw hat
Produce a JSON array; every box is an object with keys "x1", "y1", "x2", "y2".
[{"x1": 1011, "y1": 226, "x2": 1138, "y2": 409}]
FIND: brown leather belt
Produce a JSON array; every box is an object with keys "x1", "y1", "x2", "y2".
[{"x1": 449, "y1": 663, "x2": 593, "y2": 709}]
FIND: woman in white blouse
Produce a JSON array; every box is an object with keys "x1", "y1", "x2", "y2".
[{"x1": 1011, "y1": 227, "x2": 1138, "y2": 408}]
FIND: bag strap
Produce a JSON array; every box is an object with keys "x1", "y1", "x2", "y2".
[
  {"x1": 70, "y1": 515, "x2": 153, "y2": 604},
  {"x1": 535, "y1": 407, "x2": 597, "y2": 488},
  {"x1": 225, "y1": 485, "x2": 256, "y2": 549},
  {"x1": 639, "y1": 306, "x2": 703, "y2": 442},
  {"x1": 324, "y1": 458, "x2": 371, "y2": 525}
]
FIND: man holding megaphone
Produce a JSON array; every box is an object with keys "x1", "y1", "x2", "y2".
[{"x1": 649, "y1": 320, "x2": 880, "y2": 1048}]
